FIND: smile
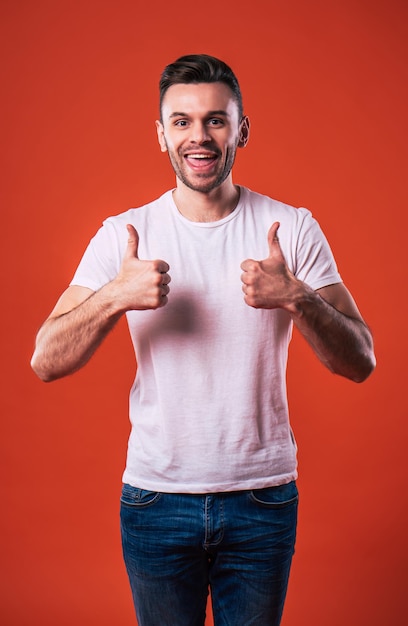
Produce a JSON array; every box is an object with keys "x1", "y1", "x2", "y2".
[
  {"x1": 186, "y1": 153, "x2": 215, "y2": 159},
  {"x1": 184, "y1": 153, "x2": 219, "y2": 170}
]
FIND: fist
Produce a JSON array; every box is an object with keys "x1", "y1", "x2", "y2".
[
  {"x1": 240, "y1": 222, "x2": 299, "y2": 310},
  {"x1": 115, "y1": 224, "x2": 171, "y2": 310}
]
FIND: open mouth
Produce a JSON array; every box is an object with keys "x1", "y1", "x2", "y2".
[{"x1": 184, "y1": 153, "x2": 219, "y2": 170}]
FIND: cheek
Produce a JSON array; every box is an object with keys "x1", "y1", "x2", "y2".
[{"x1": 162, "y1": 133, "x2": 179, "y2": 154}]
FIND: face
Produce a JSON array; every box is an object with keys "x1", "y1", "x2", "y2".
[{"x1": 156, "y1": 82, "x2": 249, "y2": 194}]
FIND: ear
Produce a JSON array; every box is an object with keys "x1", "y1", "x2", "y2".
[
  {"x1": 155, "y1": 120, "x2": 168, "y2": 153},
  {"x1": 238, "y1": 115, "x2": 250, "y2": 148}
]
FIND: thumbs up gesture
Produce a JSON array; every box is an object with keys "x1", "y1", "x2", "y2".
[
  {"x1": 240, "y1": 222, "x2": 301, "y2": 311},
  {"x1": 114, "y1": 224, "x2": 171, "y2": 311}
]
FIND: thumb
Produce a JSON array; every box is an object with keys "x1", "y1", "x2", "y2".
[
  {"x1": 267, "y1": 222, "x2": 281, "y2": 257},
  {"x1": 125, "y1": 224, "x2": 139, "y2": 259}
]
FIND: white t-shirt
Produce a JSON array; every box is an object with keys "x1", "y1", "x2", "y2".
[{"x1": 71, "y1": 187, "x2": 341, "y2": 493}]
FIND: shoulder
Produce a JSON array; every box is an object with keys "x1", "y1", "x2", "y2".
[
  {"x1": 242, "y1": 187, "x2": 308, "y2": 216},
  {"x1": 103, "y1": 189, "x2": 173, "y2": 230},
  {"x1": 240, "y1": 187, "x2": 312, "y2": 228},
  {"x1": 89, "y1": 190, "x2": 174, "y2": 252}
]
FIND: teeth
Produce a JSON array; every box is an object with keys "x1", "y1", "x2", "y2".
[{"x1": 187, "y1": 154, "x2": 213, "y2": 159}]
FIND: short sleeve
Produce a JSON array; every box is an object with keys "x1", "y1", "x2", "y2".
[
  {"x1": 70, "y1": 218, "x2": 125, "y2": 291},
  {"x1": 293, "y1": 209, "x2": 342, "y2": 290}
]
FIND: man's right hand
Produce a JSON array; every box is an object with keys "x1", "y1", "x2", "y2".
[
  {"x1": 31, "y1": 224, "x2": 171, "y2": 381},
  {"x1": 114, "y1": 224, "x2": 171, "y2": 311}
]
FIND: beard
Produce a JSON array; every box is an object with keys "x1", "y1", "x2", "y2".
[{"x1": 165, "y1": 140, "x2": 239, "y2": 193}]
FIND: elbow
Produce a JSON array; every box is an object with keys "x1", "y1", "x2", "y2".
[
  {"x1": 349, "y1": 351, "x2": 376, "y2": 383},
  {"x1": 30, "y1": 351, "x2": 58, "y2": 383},
  {"x1": 348, "y1": 329, "x2": 377, "y2": 383},
  {"x1": 328, "y1": 343, "x2": 376, "y2": 383}
]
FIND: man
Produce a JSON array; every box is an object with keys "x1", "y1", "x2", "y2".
[{"x1": 31, "y1": 54, "x2": 375, "y2": 625}]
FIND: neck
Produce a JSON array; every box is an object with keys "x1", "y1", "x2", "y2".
[{"x1": 172, "y1": 178, "x2": 240, "y2": 223}]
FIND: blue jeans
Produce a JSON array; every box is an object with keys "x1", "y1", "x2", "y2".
[{"x1": 120, "y1": 482, "x2": 298, "y2": 626}]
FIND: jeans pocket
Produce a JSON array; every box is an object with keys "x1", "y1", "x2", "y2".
[
  {"x1": 249, "y1": 481, "x2": 298, "y2": 509},
  {"x1": 120, "y1": 483, "x2": 162, "y2": 507}
]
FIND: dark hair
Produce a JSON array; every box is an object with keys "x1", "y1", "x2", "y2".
[{"x1": 159, "y1": 54, "x2": 243, "y2": 119}]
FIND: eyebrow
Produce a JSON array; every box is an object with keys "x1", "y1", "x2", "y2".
[{"x1": 168, "y1": 110, "x2": 230, "y2": 119}]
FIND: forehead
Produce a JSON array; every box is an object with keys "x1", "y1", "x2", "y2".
[{"x1": 161, "y1": 82, "x2": 239, "y2": 119}]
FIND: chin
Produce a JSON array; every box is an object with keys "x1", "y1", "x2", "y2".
[{"x1": 181, "y1": 172, "x2": 230, "y2": 194}]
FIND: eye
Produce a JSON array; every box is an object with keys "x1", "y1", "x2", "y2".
[
  {"x1": 208, "y1": 118, "x2": 224, "y2": 126},
  {"x1": 174, "y1": 119, "x2": 189, "y2": 127}
]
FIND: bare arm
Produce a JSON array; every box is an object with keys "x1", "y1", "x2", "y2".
[
  {"x1": 287, "y1": 282, "x2": 374, "y2": 382},
  {"x1": 31, "y1": 225, "x2": 171, "y2": 382},
  {"x1": 240, "y1": 222, "x2": 376, "y2": 383}
]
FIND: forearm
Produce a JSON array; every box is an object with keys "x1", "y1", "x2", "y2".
[
  {"x1": 32, "y1": 231, "x2": 170, "y2": 382},
  {"x1": 31, "y1": 284, "x2": 124, "y2": 382},
  {"x1": 289, "y1": 286, "x2": 375, "y2": 382},
  {"x1": 241, "y1": 222, "x2": 375, "y2": 382}
]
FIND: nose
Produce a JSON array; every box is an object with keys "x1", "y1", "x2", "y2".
[{"x1": 189, "y1": 121, "x2": 211, "y2": 144}]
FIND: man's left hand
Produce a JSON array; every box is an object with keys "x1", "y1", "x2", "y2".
[{"x1": 240, "y1": 222, "x2": 303, "y2": 311}]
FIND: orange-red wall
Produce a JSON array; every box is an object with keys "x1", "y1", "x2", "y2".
[{"x1": 1, "y1": 1, "x2": 407, "y2": 624}]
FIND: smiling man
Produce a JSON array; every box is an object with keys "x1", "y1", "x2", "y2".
[
  {"x1": 31, "y1": 54, "x2": 375, "y2": 626},
  {"x1": 157, "y1": 81, "x2": 248, "y2": 205}
]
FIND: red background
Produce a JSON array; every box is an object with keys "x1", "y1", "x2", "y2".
[{"x1": 1, "y1": 1, "x2": 407, "y2": 624}]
